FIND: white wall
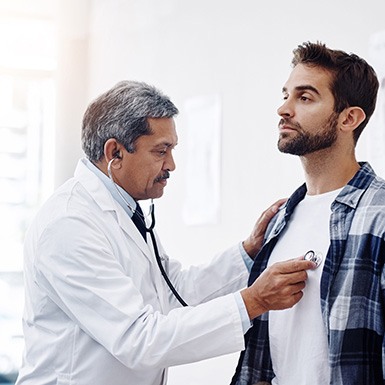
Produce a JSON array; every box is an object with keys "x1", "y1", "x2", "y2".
[
  {"x1": 54, "y1": 0, "x2": 90, "y2": 186},
  {"x1": 57, "y1": 1, "x2": 385, "y2": 383}
]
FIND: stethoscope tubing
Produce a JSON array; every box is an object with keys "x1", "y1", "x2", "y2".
[
  {"x1": 107, "y1": 157, "x2": 188, "y2": 307},
  {"x1": 147, "y1": 207, "x2": 188, "y2": 307}
]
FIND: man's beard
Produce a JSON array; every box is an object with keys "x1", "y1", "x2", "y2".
[{"x1": 278, "y1": 112, "x2": 339, "y2": 156}]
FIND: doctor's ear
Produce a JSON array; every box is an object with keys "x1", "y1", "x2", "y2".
[
  {"x1": 104, "y1": 138, "x2": 124, "y2": 165},
  {"x1": 113, "y1": 151, "x2": 122, "y2": 160}
]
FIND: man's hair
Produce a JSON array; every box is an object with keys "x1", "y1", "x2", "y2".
[
  {"x1": 292, "y1": 41, "x2": 379, "y2": 143},
  {"x1": 82, "y1": 80, "x2": 179, "y2": 162}
]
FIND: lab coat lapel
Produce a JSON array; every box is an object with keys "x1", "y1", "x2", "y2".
[
  {"x1": 74, "y1": 160, "x2": 153, "y2": 261},
  {"x1": 114, "y1": 207, "x2": 152, "y2": 257},
  {"x1": 116, "y1": 208, "x2": 170, "y2": 313},
  {"x1": 146, "y1": 229, "x2": 170, "y2": 312},
  {"x1": 75, "y1": 160, "x2": 169, "y2": 312}
]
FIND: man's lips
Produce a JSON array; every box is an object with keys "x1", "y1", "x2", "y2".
[
  {"x1": 279, "y1": 124, "x2": 297, "y2": 132},
  {"x1": 278, "y1": 118, "x2": 299, "y2": 133}
]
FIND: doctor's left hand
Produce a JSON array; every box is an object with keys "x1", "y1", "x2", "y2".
[{"x1": 242, "y1": 198, "x2": 286, "y2": 259}]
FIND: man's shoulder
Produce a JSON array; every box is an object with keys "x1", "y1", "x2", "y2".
[
  {"x1": 361, "y1": 170, "x2": 385, "y2": 200},
  {"x1": 344, "y1": 163, "x2": 385, "y2": 205}
]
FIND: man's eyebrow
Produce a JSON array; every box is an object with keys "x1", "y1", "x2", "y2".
[
  {"x1": 153, "y1": 141, "x2": 178, "y2": 148},
  {"x1": 282, "y1": 85, "x2": 320, "y2": 95}
]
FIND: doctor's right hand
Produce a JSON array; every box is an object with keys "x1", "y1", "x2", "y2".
[{"x1": 241, "y1": 258, "x2": 315, "y2": 321}]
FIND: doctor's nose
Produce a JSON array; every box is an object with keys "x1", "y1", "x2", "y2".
[{"x1": 165, "y1": 152, "x2": 176, "y2": 172}]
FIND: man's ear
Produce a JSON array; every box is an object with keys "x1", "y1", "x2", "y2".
[
  {"x1": 339, "y1": 106, "x2": 366, "y2": 134},
  {"x1": 104, "y1": 138, "x2": 124, "y2": 167}
]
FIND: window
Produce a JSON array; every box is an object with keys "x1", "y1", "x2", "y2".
[
  {"x1": 0, "y1": 6, "x2": 56, "y2": 383},
  {"x1": 0, "y1": 12, "x2": 56, "y2": 271},
  {"x1": 0, "y1": 71, "x2": 55, "y2": 271}
]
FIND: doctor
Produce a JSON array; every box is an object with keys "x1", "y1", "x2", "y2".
[{"x1": 16, "y1": 81, "x2": 314, "y2": 385}]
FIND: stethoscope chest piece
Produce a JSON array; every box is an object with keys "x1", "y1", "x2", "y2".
[{"x1": 304, "y1": 250, "x2": 323, "y2": 268}]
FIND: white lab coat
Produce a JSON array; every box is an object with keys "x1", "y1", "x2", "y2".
[{"x1": 16, "y1": 159, "x2": 248, "y2": 385}]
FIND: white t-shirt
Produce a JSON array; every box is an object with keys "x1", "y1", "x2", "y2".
[{"x1": 268, "y1": 188, "x2": 342, "y2": 385}]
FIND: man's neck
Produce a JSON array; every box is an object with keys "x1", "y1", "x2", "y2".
[{"x1": 300, "y1": 150, "x2": 360, "y2": 195}]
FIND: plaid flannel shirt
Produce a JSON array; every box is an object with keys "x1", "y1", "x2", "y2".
[{"x1": 231, "y1": 162, "x2": 385, "y2": 385}]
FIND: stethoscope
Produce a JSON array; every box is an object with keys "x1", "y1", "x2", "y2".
[
  {"x1": 107, "y1": 157, "x2": 188, "y2": 307},
  {"x1": 304, "y1": 250, "x2": 323, "y2": 268}
]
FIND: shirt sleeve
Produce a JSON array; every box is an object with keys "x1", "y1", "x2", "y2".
[
  {"x1": 234, "y1": 291, "x2": 252, "y2": 334},
  {"x1": 239, "y1": 241, "x2": 254, "y2": 272}
]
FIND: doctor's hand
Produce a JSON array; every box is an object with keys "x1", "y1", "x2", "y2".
[
  {"x1": 241, "y1": 258, "x2": 315, "y2": 321},
  {"x1": 242, "y1": 198, "x2": 287, "y2": 259}
]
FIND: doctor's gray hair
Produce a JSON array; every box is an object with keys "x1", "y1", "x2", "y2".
[{"x1": 82, "y1": 80, "x2": 179, "y2": 162}]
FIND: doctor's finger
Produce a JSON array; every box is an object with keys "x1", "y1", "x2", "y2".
[
  {"x1": 273, "y1": 258, "x2": 316, "y2": 274},
  {"x1": 256, "y1": 198, "x2": 287, "y2": 228}
]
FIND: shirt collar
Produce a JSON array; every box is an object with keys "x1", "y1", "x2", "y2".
[
  {"x1": 284, "y1": 162, "x2": 377, "y2": 215},
  {"x1": 333, "y1": 162, "x2": 377, "y2": 209}
]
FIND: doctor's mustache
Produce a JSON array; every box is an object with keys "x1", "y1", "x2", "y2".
[{"x1": 154, "y1": 170, "x2": 170, "y2": 183}]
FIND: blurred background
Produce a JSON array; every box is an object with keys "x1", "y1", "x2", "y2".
[{"x1": 0, "y1": 0, "x2": 384, "y2": 384}]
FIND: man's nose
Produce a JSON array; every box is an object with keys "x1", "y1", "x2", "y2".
[{"x1": 277, "y1": 98, "x2": 294, "y2": 118}]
